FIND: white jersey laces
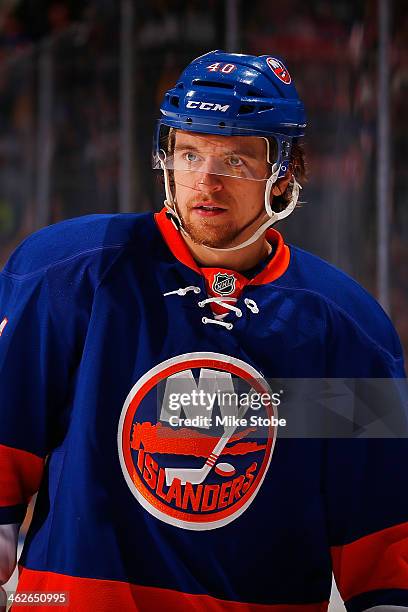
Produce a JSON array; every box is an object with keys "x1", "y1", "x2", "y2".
[{"x1": 164, "y1": 286, "x2": 259, "y2": 330}]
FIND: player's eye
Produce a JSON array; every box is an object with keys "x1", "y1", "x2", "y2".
[
  {"x1": 227, "y1": 155, "x2": 243, "y2": 167},
  {"x1": 184, "y1": 151, "x2": 199, "y2": 162}
]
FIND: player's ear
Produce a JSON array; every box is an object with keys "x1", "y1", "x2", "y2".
[{"x1": 271, "y1": 169, "x2": 292, "y2": 196}]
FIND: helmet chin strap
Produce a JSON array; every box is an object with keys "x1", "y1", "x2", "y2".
[{"x1": 160, "y1": 154, "x2": 301, "y2": 253}]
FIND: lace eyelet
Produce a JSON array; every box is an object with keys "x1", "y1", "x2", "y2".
[{"x1": 244, "y1": 298, "x2": 259, "y2": 314}]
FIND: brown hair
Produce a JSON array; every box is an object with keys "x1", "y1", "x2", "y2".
[{"x1": 270, "y1": 139, "x2": 307, "y2": 213}]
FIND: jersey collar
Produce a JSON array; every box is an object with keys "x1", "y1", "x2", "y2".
[{"x1": 154, "y1": 207, "x2": 290, "y2": 285}]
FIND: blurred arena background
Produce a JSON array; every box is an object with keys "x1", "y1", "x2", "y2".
[{"x1": 0, "y1": 1, "x2": 407, "y2": 610}]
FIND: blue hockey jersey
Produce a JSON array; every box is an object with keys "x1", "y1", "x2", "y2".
[{"x1": 0, "y1": 208, "x2": 407, "y2": 611}]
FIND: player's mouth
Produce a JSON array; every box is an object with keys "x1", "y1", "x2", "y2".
[{"x1": 192, "y1": 202, "x2": 227, "y2": 217}]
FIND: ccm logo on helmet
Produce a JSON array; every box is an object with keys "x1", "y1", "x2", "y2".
[{"x1": 186, "y1": 101, "x2": 230, "y2": 112}]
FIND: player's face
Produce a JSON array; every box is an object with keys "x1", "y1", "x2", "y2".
[{"x1": 173, "y1": 131, "x2": 270, "y2": 248}]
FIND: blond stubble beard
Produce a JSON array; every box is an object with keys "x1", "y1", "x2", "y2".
[
  {"x1": 179, "y1": 205, "x2": 268, "y2": 249},
  {"x1": 174, "y1": 198, "x2": 241, "y2": 247},
  {"x1": 182, "y1": 215, "x2": 240, "y2": 248}
]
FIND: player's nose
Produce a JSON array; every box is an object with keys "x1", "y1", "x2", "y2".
[
  {"x1": 196, "y1": 174, "x2": 222, "y2": 190},
  {"x1": 195, "y1": 167, "x2": 223, "y2": 193}
]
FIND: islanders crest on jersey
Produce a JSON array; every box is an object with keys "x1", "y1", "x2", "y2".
[{"x1": 117, "y1": 352, "x2": 278, "y2": 530}]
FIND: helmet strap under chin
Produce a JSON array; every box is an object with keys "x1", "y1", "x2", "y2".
[{"x1": 201, "y1": 176, "x2": 301, "y2": 252}]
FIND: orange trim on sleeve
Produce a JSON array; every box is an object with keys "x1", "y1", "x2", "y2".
[
  {"x1": 0, "y1": 444, "x2": 44, "y2": 507},
  {"x1": 154, "y1": 207, "x2": 290, "y2": 285},
  {"x1": 331, "y1": 521, "x2": 408, "y2": 602},
  {"x1": 17, "y1": 567, "x2": 329, "y2": 611}
]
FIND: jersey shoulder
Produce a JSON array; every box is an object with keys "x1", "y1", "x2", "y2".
[
  {"x1": 2, "y1": 212, "x2": 155, "y2": 277},
  {"x1": 280, "y1": 245, "x2": 403, "y2": 361}
]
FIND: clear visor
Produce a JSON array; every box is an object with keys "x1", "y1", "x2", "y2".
[{"x1": 153, "y1": 127, "x2": 280, "y2": 181}]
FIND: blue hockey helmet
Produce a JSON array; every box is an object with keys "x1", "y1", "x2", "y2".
[
  {"x1": 154, "y1": 50, "x2": 306, "y2": 162},
  {"x1": 158, "y1": 49, "x2": 306, "y2": 135}
]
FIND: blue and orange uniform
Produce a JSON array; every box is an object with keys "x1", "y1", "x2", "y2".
[{"x1": 0, "y1": 209, "x2": 407, "y2": 611}]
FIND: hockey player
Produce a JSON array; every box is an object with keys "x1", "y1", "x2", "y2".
[{"x1": 0, "y1": 51, "x2": 407, "y2": 611}]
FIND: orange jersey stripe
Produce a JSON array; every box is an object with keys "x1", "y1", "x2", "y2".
[
  {"x1": 331, "y1": 521, "x2": 408, "y2": 601},
  {"x1": 155, "y1": 209, "x2": 201, "y2": 274},
  {"x1": 0, "y1": 444, "x2": 44, "y2": 506},
  {"x1": 17, "y1": 567, "x2": 329, "y2": 611}
]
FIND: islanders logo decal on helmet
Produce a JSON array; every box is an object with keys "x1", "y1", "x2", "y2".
[
  {"x1": 266, "y1": 57, "x2": 291, "y2": 84},
  {"x1": 117, "y1": 353, "x2": 279, "y2": 530}
]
